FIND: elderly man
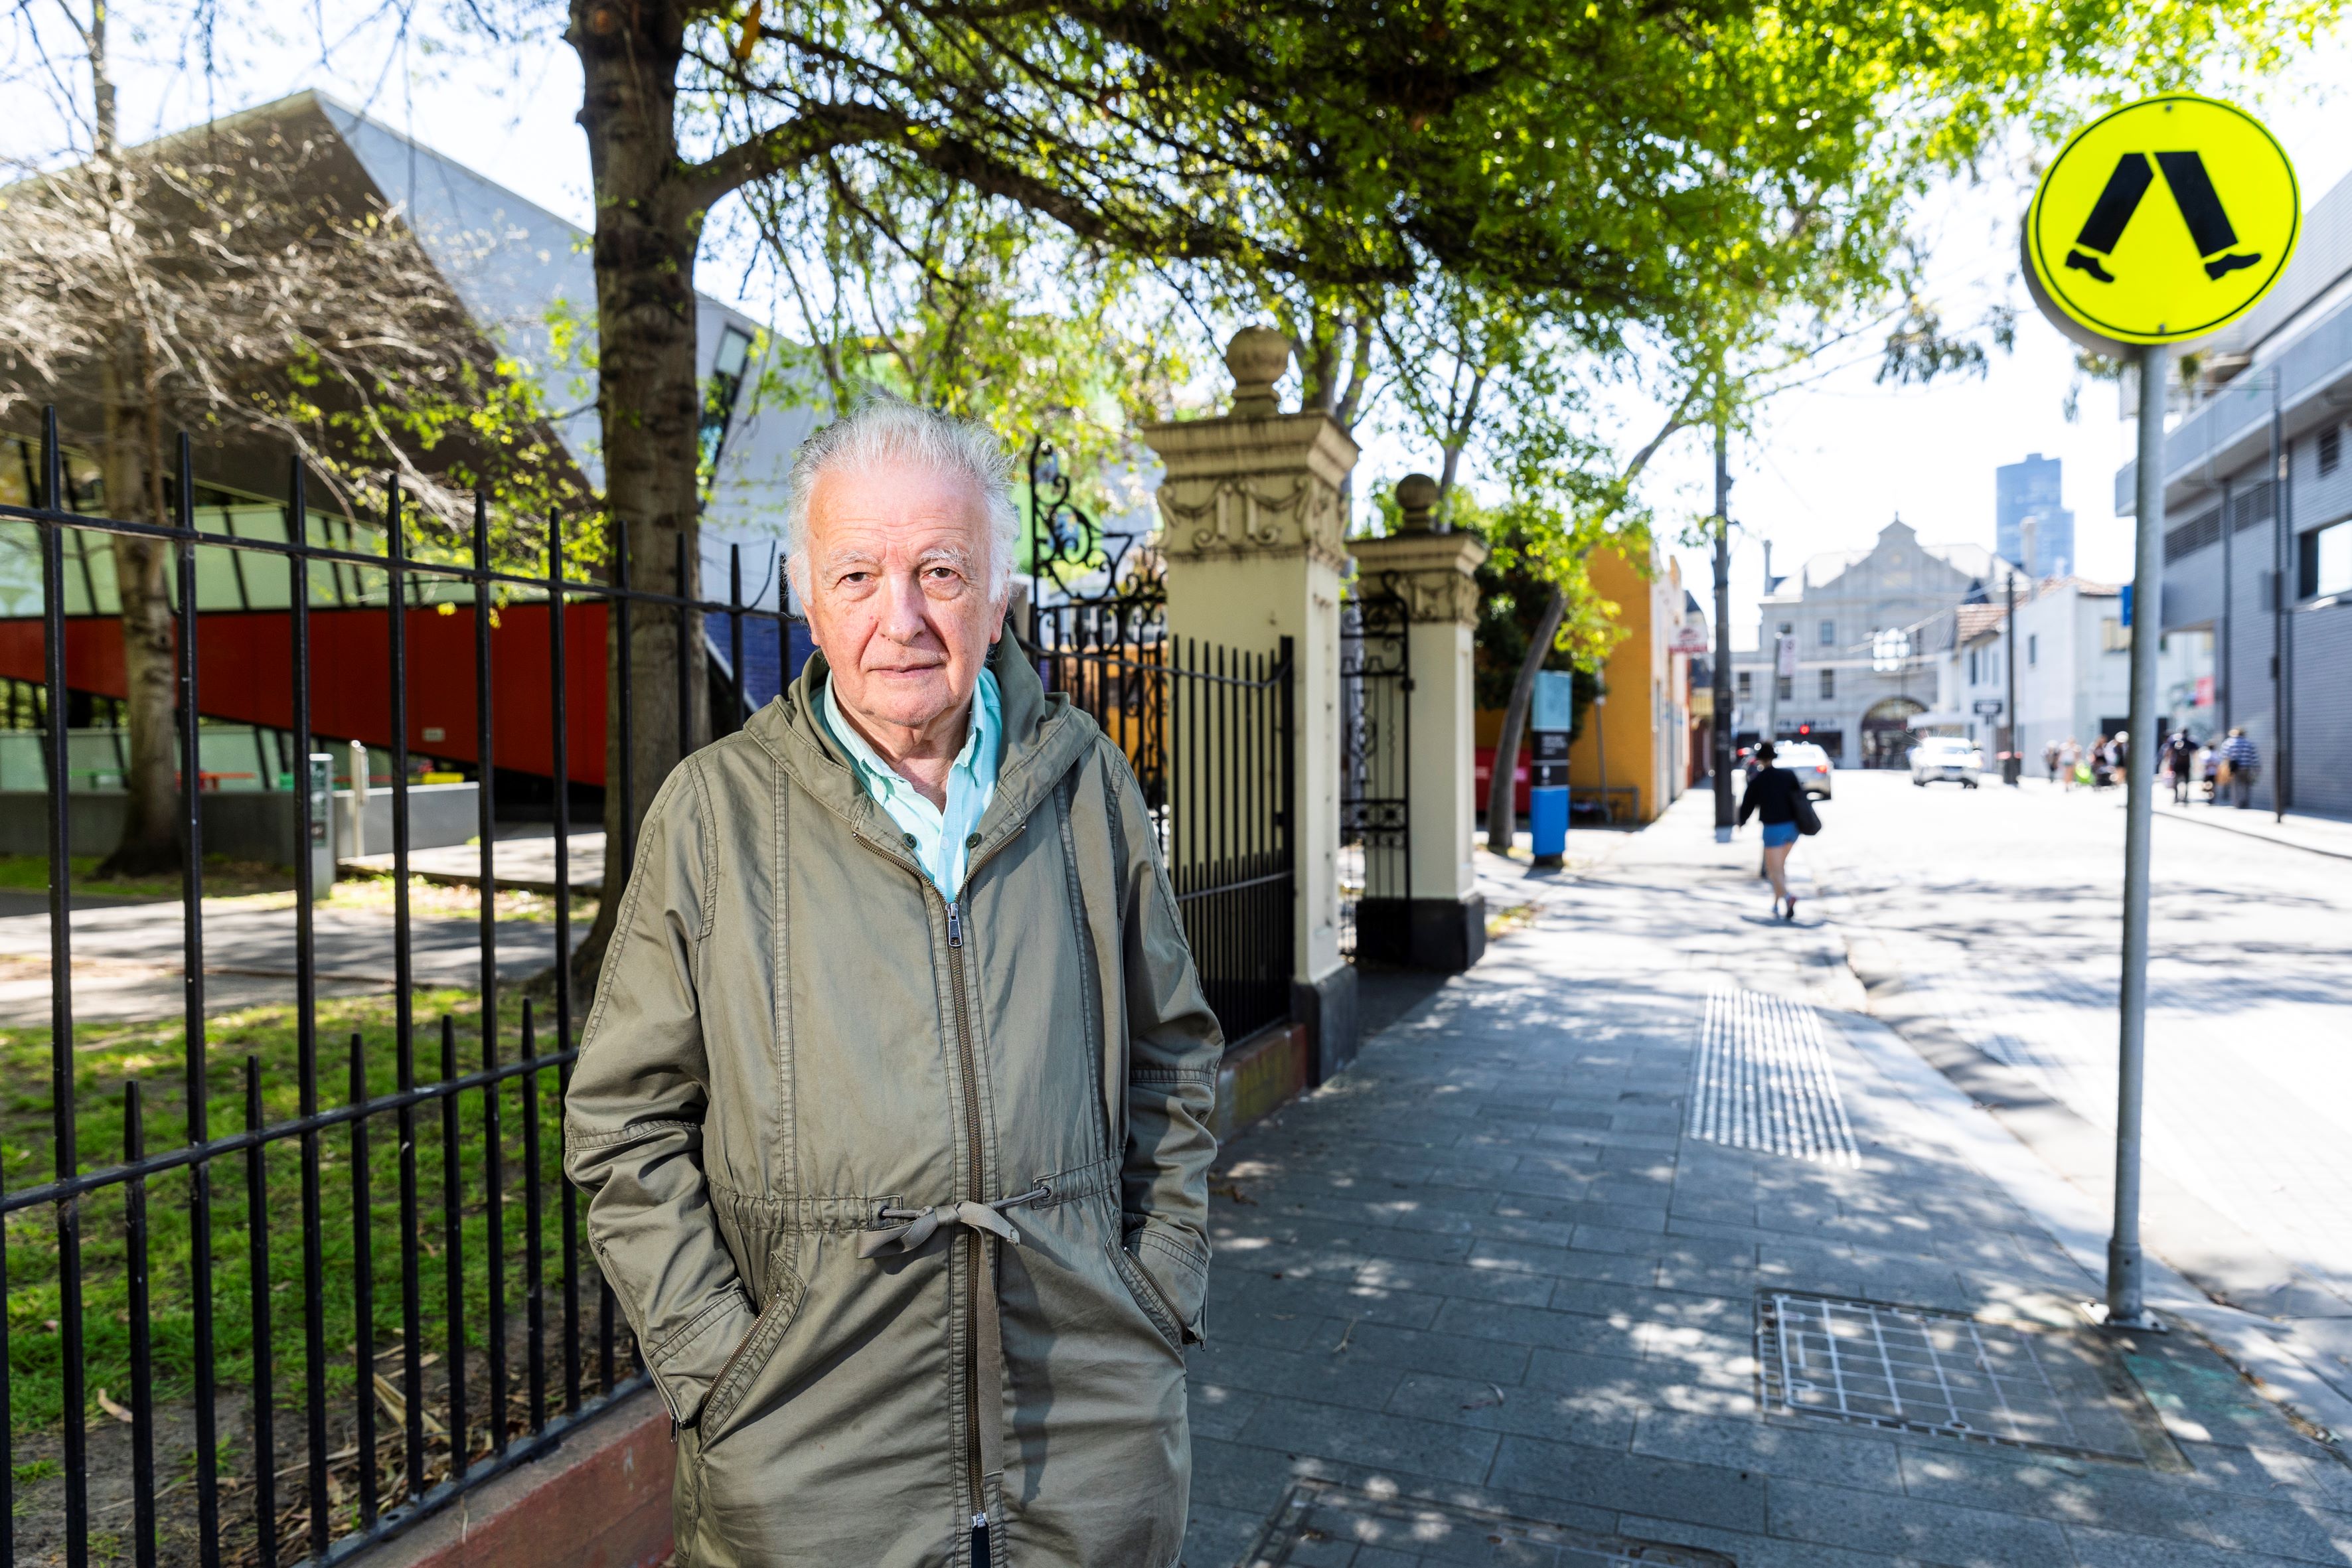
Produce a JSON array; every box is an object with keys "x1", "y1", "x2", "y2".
[{"x1": 566, "y1": 397, "x2": 1221, "y2": 1568}]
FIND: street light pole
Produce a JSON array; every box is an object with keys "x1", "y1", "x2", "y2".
[
  {"x1": 2108, "y1": 339, "x2": 2166, "y2": 1331},
  {"x1": 2004, "y1": 570, "x2": 2020, "y2": 785},
  {"x1": 1712, "y1": 418, "x2": 1735, "y2": 842}
]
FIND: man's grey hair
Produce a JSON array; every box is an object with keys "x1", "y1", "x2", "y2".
[{"x1": 783, "y1": 395, "x2": 1020, "y2": 599}]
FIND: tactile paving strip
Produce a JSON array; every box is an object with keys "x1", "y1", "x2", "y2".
[
  {"x1": 1239, "y1": 1480, "x2": 1737, "y2": 1566},
  {"x1": 1757, "y1": 1291, "x2": 2154, "y2": 1462},
  {"x1": 1687, "y1": 985, "x2": 1861, "y2": 1167}
]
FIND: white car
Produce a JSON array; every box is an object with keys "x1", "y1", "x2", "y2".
[
  {"x1": 1910, "y1": 737, "x2": 1984, "y2": 788},
  {"x1": 1774, "y1": 742, "x2": 1834, "y2": 799}
]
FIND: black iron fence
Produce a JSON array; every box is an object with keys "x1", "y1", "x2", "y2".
[
  {"x1": 1031, "y1": 625, "x2": 1296, "y2": 1044},
  {"x1": 0, "y1": 410, "x2": 791, "y2": 1566},
  {"x1": 1022, "y1": 434, "x2": 1296, "y2": 1042}
]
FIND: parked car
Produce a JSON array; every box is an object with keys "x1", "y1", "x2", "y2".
[
  {"x1": 1774, "y1": 741, "x2": 1834, "y2": 799},
  {"x1": 1909, "y1": 736, "x2": 1984, "y2": 788}
]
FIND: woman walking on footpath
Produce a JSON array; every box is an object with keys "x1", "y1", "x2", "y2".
[{"x1": 1737, "y1": 741, "x2": 1808, "y2": 921}]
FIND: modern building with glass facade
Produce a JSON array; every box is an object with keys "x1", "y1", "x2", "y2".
[{"x1": 1996, "y1": 453, "x2": 2075, "y2": 578}]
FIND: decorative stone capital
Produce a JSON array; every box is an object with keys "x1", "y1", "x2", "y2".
[
  {"x1": 1350, "y1": 530, "x2": 1488, "y2": 626},
  {"x1": 1142, "y1": 412, "x2": 1360, "y2": 570}
]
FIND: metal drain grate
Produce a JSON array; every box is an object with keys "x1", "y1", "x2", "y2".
[
  {"x1": 1239, "y1": 1480, "x2": 1736, "y2": 1566},
  {"x1": 1687, "y1": 986, "x2": 1861, "y2": 1166},
  {"x1": 1757, "y1": 1291, "x2": 2154, "y2": 1462}
]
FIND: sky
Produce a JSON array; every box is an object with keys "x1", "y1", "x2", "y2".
[{"x1": 10, "y1": 5, "x2": 2350, "y2": 651}]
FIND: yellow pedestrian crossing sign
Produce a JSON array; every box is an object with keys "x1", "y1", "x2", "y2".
[{"x1": 2026, "y1": 95, "x2": 2298, "y2": 346}]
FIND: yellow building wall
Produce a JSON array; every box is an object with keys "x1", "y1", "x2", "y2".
[
  {"x1": 1565, "y1": 548, "x2": 1687, "y2": 824},
  {"x1": 1474, "y1": 547, "x2": 1692, "y2": 826}
]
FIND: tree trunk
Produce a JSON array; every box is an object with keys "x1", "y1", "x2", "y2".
[
  {"x1": 1476, "y1": 407, "x2": 1691, "y2": 854},
  {"x1": 1484, "y1": 584, "x2": 1565, "y2": 854},
  {"x1": 95, "y1": 347, "x2": 181, "y2": 880},
  {"x1": 565, "y1": 0, "x2": 710, "y2": 1001},
  {"x1": 84, "y1": 3, "x2": 181, "y2": 880}
]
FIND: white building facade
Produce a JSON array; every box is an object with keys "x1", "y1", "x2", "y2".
[
  {"x1": 1921, "y1": 578, "x2": 2215, "y2": 762},
  {"x1": 1731, "y1": 519, "x2": 2011, "y2": 767}
]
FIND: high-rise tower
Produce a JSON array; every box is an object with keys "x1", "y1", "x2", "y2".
[{"x1": 1996, "y1": 453, "x2": 2073, "y2": 576}]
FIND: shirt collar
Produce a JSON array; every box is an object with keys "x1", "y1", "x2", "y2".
[{"x1": 821, "y1": 666, "x2": 1000, "y2": 807}]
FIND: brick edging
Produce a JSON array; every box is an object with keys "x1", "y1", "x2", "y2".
[{"x1": 364, "y1": 1387, "x2": 675, "y2": 1568}]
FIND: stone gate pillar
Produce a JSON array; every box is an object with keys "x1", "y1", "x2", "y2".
[
  {"x1": 1349, "y1": 475, "x2": 1489, "y2": 972},
  {"x1": 1142, "y1": 327, "x2": 1359, "y2": 1081}
]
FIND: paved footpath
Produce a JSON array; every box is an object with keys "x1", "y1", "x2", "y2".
[{"x1": 1180, "y1": 795, "x2": 2352, "y2": 1567}]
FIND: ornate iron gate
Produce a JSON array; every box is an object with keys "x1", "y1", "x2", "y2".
[
  {"x1": 1338, "y1": 588, "x2": 1411, "y2": 960},
  {"x1": 1023, "y1": 437, "x2": 1296, "y2": 1042}
]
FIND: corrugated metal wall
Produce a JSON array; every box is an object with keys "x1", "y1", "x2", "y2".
[
  {"x1": 2287, "y1": 425, "x2": 2352, "y2": 818},
  {"x1": 2294, "y1": 603, "x2": 2352, "y2": 817},
  {"x1": 2224, "y1": 477, "x2": 2282, "y2": 813}
]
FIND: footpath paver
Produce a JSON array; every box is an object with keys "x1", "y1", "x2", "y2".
[{"x1": 1181, "y1": 795, "x2": 2352, "y2": 1568}]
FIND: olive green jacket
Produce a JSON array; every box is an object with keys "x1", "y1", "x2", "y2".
[{"x1": 564, "y1": 631, "x2": 1222, "y2": 1568}]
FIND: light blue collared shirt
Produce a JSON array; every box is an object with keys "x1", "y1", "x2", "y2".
[{"x1": 821, "y1": 666, "x2": 1002, "y2": 899}]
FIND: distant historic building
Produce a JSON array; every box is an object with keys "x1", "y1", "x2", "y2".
[{"x1": 1731, "y1": 518, "x2": 2012, "y2": 767}]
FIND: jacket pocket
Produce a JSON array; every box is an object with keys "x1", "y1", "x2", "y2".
[
  {"x1": 696, "y1": 1262, "x2": 807, "y2": 1443},
  {"x1": 1131, "y1": 1220, "x2": 1210, "y2": 1344},
  {"x1": 1109, "y1": 1241, "x2": 1186, "y2": 1356}
]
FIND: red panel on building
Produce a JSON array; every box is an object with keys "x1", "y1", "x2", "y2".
[{"x1": 0, "y1": 603, "x2": 609, "y2": 784}]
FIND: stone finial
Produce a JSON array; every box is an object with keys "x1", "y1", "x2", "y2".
[
  {"x1": 1225, "y1": 326, "x2": 1292, "y2": 417},
  {"x1": 1394, "y1": 473, "x2": 1440, "y2": 533}
]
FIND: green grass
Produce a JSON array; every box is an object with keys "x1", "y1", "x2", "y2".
[
  {"x1": 0, "y1": 852, "x2": 592, "y2": 925},
  {"x1": 0, "y1": 853, "x2": 292, "y2": 902},
  {"x1": 2, "y1": 986, "x2": 593, "y2": 1443}
]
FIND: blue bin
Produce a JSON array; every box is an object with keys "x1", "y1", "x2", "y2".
[{"x1": 1530, "y1": 785, "x2": 1569, "y2": 862}]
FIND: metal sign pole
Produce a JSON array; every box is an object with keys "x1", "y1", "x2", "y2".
[
  {"x1": 2108, "y1": 339, "x2": 2167, "y2": 1329},
  {"x1": 2019, "y1": 91, "x2": 2299, "y2": 1336},
  {"x1": 1713, "y1": 418, "x2": 1735, "y2": 842}
]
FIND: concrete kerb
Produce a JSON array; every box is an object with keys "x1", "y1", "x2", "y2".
[
  {"x1": 1814, "y1": 882, "x2": 2352, "y2": 1451},
  {"x1": 2138, "y1": 798, "x2": 2352, "y2": 862}
]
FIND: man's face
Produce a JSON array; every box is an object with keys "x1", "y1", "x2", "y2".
[{"x1": 799, "y1": 459, "x2": 1004, "y2": 740}]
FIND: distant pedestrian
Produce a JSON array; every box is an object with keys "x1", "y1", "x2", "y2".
[
  {"x1": 1737, "y1": 741, "x2": 1811, "y2": 922},
  {"x1": 2059, "y1": 736, "x2": 2082, "y2": 791},
  {"x1": 2164, "y1": 729, "x2": 2198, "y2": 806},
  {"x1": 2043, "y1": 739, "x2": 2061, "y2": 785},
  {"x1": 2220, "y1": 728, "x2": 2261, "y2": 808},
  {"x1": 2090, "y1": 733, "x2": 2116, "y2": 789}
]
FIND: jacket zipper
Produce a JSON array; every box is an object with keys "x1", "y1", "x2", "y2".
[
  {"x1": 946, "y1": 894, "x2": 990, "y2": 1560},
  {"x1": 857, "y1": 821, "x2": 1022, "y2": 1563}
]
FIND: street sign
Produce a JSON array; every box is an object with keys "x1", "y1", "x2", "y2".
[
  {"x1": 2020, "y1": 98, "x2": 2302, "y2": 1335},
  {"x1": 1774, "y1": 634, "x2": 1798, "y2": 677},
  {"x1": 2025, "y1": 94, "x2": 2299, "y2": 347},
  {"x1": 1670, "y1": 624, "x2": 1711, "y2": 655},
  {"x1": 1974, "y1": 698, "x2": 2005, "y2": 717},
  {"x1": 1532, "y1": 669, "x2": 1577, "y2": 732}
]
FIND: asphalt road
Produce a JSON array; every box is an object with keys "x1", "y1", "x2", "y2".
[{"x1": 1788, "y1": 769, "x2": 2352, "y2": 1356}]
